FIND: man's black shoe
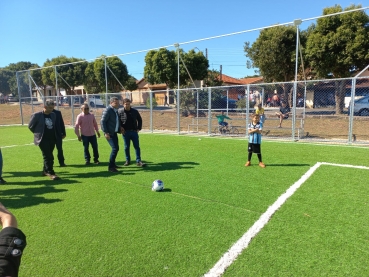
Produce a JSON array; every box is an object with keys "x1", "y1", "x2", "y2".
[
  {"x1": 0, "y1": 177, "x2": 6, "y2": 184},
  {"x1": 109, "y1": 168, "x2": 119, "y2": 172},
  {"x1": 60, "y1": 164, "x2": 67, "y2": 167},
  {"x1": 85, "y1": 161, "x2": 91, "y2": 165}
]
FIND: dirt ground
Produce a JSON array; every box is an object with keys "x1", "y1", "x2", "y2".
[{"x1": 1, "y1": 103, "x2": 368, "y2": 143}]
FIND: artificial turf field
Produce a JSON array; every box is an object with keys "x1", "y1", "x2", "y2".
[{"x1": 1, "y1": 125, "x2": 368, "y2": 277}]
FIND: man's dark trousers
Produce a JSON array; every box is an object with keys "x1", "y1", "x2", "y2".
[
  {"x1": 55, "y1": 138, "x2": 65, "y2": 165},
  {"x1": 39, "y1": 138, "x2": 56, "y2": 174}
]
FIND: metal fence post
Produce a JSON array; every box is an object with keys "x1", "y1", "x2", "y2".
[
  {"x1": 177, "y1": 89, "x2": 180, "y2": 134},
  {"x1": 245, "y1": 85, "x2": 250, "y2": 138},
  {"x1": 208, "y1": 88, "x2": 212, "y2": 135},
  {"x1": 16, "y1": 72, "x2": 24, "y2": 125},
  {"x1": 150, "y1": 90, "x2": 153, "y2": 132},
  {"x1": 348, "y1": 78, "x2": 356, "y2": 144}
]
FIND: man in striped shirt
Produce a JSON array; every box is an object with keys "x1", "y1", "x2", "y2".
[
  {"x1": 74, "y1": 103, "x2": 101, "y2": 165},
  {"x1": 245, "y1": 114, "x2": 265, "y2": 168}
]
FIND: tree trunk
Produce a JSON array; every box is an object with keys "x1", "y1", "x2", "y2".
[{"x1": 335, "y1": 80, "x2": 345, "y2": 114}]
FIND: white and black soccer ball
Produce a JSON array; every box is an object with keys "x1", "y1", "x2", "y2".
[{"x1": 152, "y1": 179, "x2": 164, "y2": 191}]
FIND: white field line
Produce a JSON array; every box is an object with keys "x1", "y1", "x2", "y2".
[{"x1": 204, "y1": 162, "x2": 369, "y2": 277}]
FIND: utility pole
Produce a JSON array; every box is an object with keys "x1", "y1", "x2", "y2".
[{"x1": 205, "y1": 48, "x2": 208, "y2": 59}]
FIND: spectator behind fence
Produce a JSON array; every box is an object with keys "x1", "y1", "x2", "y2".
[
  {"x1": 255, "y1": 103, "x2": 265, "y2": 125},
  {"x1": 75, "y1": 103, "x2": 101, "y2": 165},
  {"x1": 0, "y1": 148, "x2": 6, "y2": 184},
  {"x1": 101, "y1": 97, "x2": 122, "y2": 173},
  {"x1": 245, "y1": 114, "x2": 265, "y2": 168},
  {"x1": 118, "y1": 98, "x2": 146, "y2": 167},
  {"x1": 0, "y1": 202, "x2": 27, "y2": 277},
  {"x1": 271, "y1": 91, "x2": 280, "y2": 107},
  {"x1": 216, "y1": 111, "x2": 231, "y2": 131},
  {"x1": 275, "y1": 101, "x2": 291, "y2": 128},
  {"x1": 28, "y1": 99, "x2": 61, "y2": 180},
  {"x1": 52, "y1": 107, "x2": 67, "y2": 167}
]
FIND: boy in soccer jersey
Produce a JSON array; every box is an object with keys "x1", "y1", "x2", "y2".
[{"x1": 245, "y1": 114, "x2": 265, "y2": 168}]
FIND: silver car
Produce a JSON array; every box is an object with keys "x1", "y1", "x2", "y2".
[{"x1": 348, "y1": 95, "x2": 369, "y2": 116}]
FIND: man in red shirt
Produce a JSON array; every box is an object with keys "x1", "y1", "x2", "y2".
[{"x1": 74, "y1": 103, "x2": 101, "y2": 165}]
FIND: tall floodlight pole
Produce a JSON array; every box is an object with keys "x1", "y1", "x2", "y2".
[
  {"x1": 174, "y1": 43, "x2": 180, "y2": 134},
  {"x1": 292, "y1": 19, "x2": 302, "y2": 141}
]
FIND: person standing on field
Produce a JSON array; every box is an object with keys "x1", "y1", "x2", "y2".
[
  {"x1": 118, "y1": 98, "x2": 146, "y2": 167},
  {"x1": 101, "y1": 97, "x2": 122, "y2": 172},
  {"x1": 52, "y1": 107, "x2": 67, "y2": 167},
  {"x1": 74, "y1": 103, "x2": 100, "y2": 165},
  {"x1": 245, "y1": 114, "x2": 265, "y2": 168},
  {"x1": 28, "y1": 99, "x2": 60, "y2": 180}
]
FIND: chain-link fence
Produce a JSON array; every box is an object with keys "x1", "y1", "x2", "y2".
[{"x1": 2, "y1": 75, "x2": 369, "y2": 145}]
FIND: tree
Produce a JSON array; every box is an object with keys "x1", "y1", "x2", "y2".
[
  {"x1": 42, "y1": 56, "x2": 87, "y2": 95},
  {"x1": 0, "y1": 69, "x2": 12, "y2": 95},
  {"x1": 305, "y1": 4, "x2": 369, "y2": 114},
  {"x1": 3, "y1": 62, "x2": 40, "y2": 97},
  {"x1": 84, "y1": 56, "x2": 129, "y2": 94},
  {"x1": 144, "y1": 48, "x2": 209, "y2": 89},
  {"x1": 125, "y1": 75, "x2": 138, "y2": 91},
  {"x1": 144, "y1": 48, "x2": 177, "y2": 88},
  {"x1": 244, "y1": 25, "x2": 301, "y2": 102}
]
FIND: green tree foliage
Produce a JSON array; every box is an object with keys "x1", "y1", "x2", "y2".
[
  {"x1": 244, "y1": 25, "x2": 298, "y2": 83},
  {"x1": 144, "y1": 48, "x2": 209, "y2": 89},
  {"x1": 203, "y1": 69, "x2": 223, "y2": 87},
  {"x1": 144, "y1": 48, "x2": 177, "y2": 88},
  {"x1": 244, "y1": 25, "x2": 303, "y2": 102},
  {"x1": 125, "y1": 75, "x2": 138, "y2": 91},
  {"x1": 305, "y1": 4, "x2": 369, "y2": 113},
  {"x1": 42, "y1": 56, "x2": 87, "y2": 95},
  {"x1": 0, "y1": 69, "x2": 13, "y2": 95},
  {"x1": 84, "y1": 56, "x2": 129, "y2": 94},
  {"x1": 2, "y1": 62, "x2": 40, "y2": 97}
]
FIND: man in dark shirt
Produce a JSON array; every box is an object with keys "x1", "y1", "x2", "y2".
[
  {"x1": 118, "y1": 98, "x2": 146, "y2": 167},
  {"x1": 28, "y1": 99, "x2": 60, "y2": 180}
]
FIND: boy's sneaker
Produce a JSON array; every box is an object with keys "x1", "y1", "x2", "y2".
[
  {"x1": 0, "y1": 177, "x2": 6, "y2": 184},
  {"x1": 244, "y1": 161, "x2": 251, "y2": 167},
  {"x1": 259, "y1": 162, "x2": 266, "y2": 168},
  {"x1": 94, "y1": 160, "x2": 100, "y2": 164},
  {"x1": 124, "y1": 161, "x2": 130, "y2": 166}
]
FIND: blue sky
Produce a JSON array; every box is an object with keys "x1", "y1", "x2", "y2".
[{"x1": 0, "y1": 1, "x2": 367, "y2": 79}]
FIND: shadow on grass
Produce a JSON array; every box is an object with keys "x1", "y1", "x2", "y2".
[
  {"x1": 0, "y1": 183, "x2": 67, "y2": 209},
  {"x1": 121, "y1": 161, "x2": 200, "y2": 172}
]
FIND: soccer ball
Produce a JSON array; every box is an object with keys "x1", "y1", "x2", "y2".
[{"x1": 152, "y1": 179, "x2": 164, "y2": 191}]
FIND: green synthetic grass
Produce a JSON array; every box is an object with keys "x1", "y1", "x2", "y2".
[{"x1": 0, "y1": 125, "x2": 368, "y2": 277}]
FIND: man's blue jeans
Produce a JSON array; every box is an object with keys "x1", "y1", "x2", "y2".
[
  {"x1": 122, "y1": 131, "x2": 141, "y2": 163},
  {"x1": 81, "y1": 135, "x2": 99, "y2": 162},
  {"x1": 106, "y1": 133, "x2": 119, "y2": 168}
]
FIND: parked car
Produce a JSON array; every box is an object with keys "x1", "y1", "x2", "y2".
[
  {"x1": 348, "y1": 95, "x2": 369, "y2": 116},
  {"x1": 88, "y1": 95, "x2": 105, "y2": 107},
  {"x1": 7, "y1": 95, "x2": 18, "y2": 102}
]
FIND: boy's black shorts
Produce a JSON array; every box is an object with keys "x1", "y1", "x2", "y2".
[{"x1": 248, "y1": 142, "x2": 261, "y2": 154}]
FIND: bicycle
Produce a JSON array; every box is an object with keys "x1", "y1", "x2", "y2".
[{"x1": 213, "y1": 124, "x2": 239, "y2": 135}]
